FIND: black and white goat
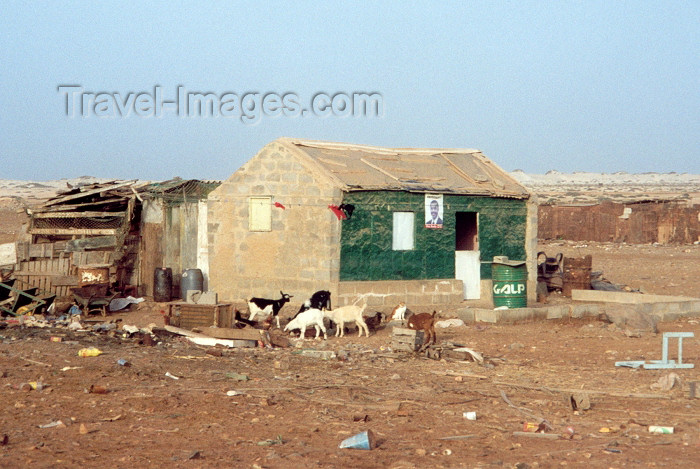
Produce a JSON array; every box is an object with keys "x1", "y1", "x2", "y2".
[
  {"x1": 293, "y1": 290, "x2": 332, "y2": 319},
  {"x1": 247, "y1": 291, "x2": 293, "y2": 329}
]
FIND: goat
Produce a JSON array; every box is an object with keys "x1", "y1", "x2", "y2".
[
  {"x1": 293, "y1": 290, "x2": 332, "y2": 319},
  {"x1": 407, "y1": 310, "x2": 437, "y2": 350},
  {"x1": 234, "y1": 309, "x2": 257, "y2": 329},
  {"x1": 323, "y1": 300, "x2": 369, "y2": 337},
  {"x1": 363, "y1": 311, "x2": 384, "y2": 332},
  {"x1": 391, "y1": 302, "x2": 407, "y2": 321},
  {"x1": 248, "y1": 291, "x2": 293, "y2": 329},
  {"x1": 283, "y1": 308, "x2": 327, "y2": 340}
]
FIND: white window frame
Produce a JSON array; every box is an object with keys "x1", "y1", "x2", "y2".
[
  {"x1": 249, "y1": 196, "x2": 272, "y2": 231},
  {"x1": 392, "y1": 212, "x2": 415, "y2": 250}
]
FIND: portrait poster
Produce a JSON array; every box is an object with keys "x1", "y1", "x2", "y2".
[{"x1": 424, "y1": 194, "x2": 443, "y2": 229}]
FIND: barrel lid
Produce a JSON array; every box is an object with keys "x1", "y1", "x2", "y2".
[{"x1": 492, "y1": 256, "x2": 526, "y2": 267}]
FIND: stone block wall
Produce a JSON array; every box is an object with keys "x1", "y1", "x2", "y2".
[
  {"x1": 207, "y1": 142, "x2": 342, "y2": 302},
  {"x1": 337, "y1": 279, "x2": 464, "y2": 309}
]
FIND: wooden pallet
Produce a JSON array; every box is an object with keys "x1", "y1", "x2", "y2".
[{"x1": 391, "y1": 327, "x2": 424, "y2": 352}]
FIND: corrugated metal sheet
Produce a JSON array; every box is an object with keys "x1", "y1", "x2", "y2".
[{"x1": 284, "y1": 139, "x2": 529, "y2": 198}]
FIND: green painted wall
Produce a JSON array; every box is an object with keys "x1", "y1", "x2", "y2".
[{"x1": 339, "y1": 191, "x2": 527, "y2": 281}]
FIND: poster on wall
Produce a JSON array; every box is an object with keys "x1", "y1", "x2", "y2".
[{"x1": 425, "y1": 194, "x2": 443, "y2": 229}]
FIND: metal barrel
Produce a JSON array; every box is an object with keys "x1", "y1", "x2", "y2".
[
  {"x1": 153, "y1": 267, "x2": 172, "y2": 302},
  {"x1": 492, "y1": 258, "x2": 527, "y2": 308},
  {"x1": 180, "y1": 268, "x2": 204, "y2": 301}
]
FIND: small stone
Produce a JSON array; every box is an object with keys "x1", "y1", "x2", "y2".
[
  {"x1": 415, "y1": 448, "x2": 427, "y2": 456},
  {"x1": 391, "y1": 374, "x2": 401, "y2": 380}
]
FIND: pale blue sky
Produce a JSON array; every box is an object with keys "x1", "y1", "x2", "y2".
[{"x1": 1, "y1": 1, "x2": 698, "y2": 180}]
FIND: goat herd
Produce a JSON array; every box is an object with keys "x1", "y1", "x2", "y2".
[{"x1": 242, "y1": 290, "x2": 437, "y2": 347}]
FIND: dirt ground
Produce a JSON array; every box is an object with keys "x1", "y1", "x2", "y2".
[{"x1": 1, "y1": 195, "x2": 700, "y2": 468}]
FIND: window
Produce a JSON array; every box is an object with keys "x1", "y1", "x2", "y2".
[
  {"x1": 249, "y1": 197, "x2": 271, "y2": 231},
  {"x1": 392, "y1": 212, "x2": 414, "y2": 250}
]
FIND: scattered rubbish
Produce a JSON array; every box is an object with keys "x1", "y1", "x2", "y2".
[
  {"x1": 226, "y1": 390, "x2": 245, "y2": 396},
  {"x1": 117, "y1": 359, "x2": 130, "y2": 367},
  {"x1": 522, "y1": 422, "x2": 546, "y2": 433},
  {"x1": 225, "y1": 372, "x2": 249, "y2": 381},
  {"x1": 50, "y1": 336, "x2": 62, "y2": 342},
  {"x1": 187, "y1": 336, "x2": 257, "y2": 348},
  {"x1": 122, "y1": 325, "x2": 139, "y2": 335},
  {"x1": 339, "y1": 430, "x2": 375, "y2": 450},
  {"x1": 92, "y1": 322, "x2": 117, "y2": 332},
  {"x1": 188, "y1": 450, "x2": 203, "y2": 460},
  {"x1": 442, "y1": 449, "x2": 453, "y2": 456},
  {"x1": 109, "y1": 295, "x2": 144, "y2": 312},
  {"x1": 298, "y1": 349, "x2": 337, "y2": 360},
  {"x1": 565, "y1": 426, "x2": 575, "y2": 438},
  {"x1": 512, "y1": 431, "x2": 560, "y2": 439},
  {"x1": 60, "y1": 366, "x2": 81, "y2": 372},
  {"x1": 494, "y1": 305, "x2": 509, "y2": 310},
  {"x1": 435, "y1": 319, "x2": 466, "y2": 328},
  {"x1": 437, "y1": 435, "x2": 476, "y2": 441},
  {"x1": 78, "y1": 347, "x2": 103, "y2": 357},
  {"x1": 257, "y1": 435, "x2": 284, "y2": 446},
  {"x1": 101, "y1": 414, "x2": 122, "y2": 421},
  {"x1": 463, "y1": 411, "x2": 477, "y2": 421},
  {"x1": 689, "y1": 381, "x2": 700, "y2": 399},
  {"x1": 164, "y1": 372, "x2": 181, "y2": 380},
  {"x1": 352, "y1": 414, "x2": 370, "y2": 422},
  {"x1": 650, "y1": 372, "x2": 681, "y2": 391},
  {"x1": 604, "y1": 448, "x2": 622, "y2": 454},
  {"x1": 89, "y1": 385, "x2": 108, "y2": 394},
  {"x1": 27, "y1": 381, "x2": 46, "y2": 391},
  {"x1": 648, "y1": 426, "x2": 674, "y2": 434},
  {"x1": 570, "y1": 392, "x2": 591, "y2": 411},
  {"x1": 38, "y1": 420, "x2": 66, "y2": 429},
  {"x1": 451, "y1": 347, "x2": 484, "y2": 364}
]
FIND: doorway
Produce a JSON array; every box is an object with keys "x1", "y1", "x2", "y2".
[{"x1": 454, "y1": 212, "x2": 480, "y2": 299}]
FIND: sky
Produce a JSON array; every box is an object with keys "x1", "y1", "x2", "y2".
[{"x1": 1, "y1": 1, "x2": 698, "y2": 181}]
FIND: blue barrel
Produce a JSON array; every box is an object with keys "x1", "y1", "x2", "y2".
[
  {"x1": 153, "y1": 267, "x2": 172, "y2": 302},
  {"x1": 180, "y1": 268, "x2": 204, "y2": 301},
  {"x1": 492, "y1": 256, "x2": 527, "y2": 308}
]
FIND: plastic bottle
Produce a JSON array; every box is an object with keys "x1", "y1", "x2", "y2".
[{"x1": 78, "y1": 348, "x2": 103, "y2": 357}]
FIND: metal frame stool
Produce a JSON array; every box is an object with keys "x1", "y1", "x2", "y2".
[{"x1": 616, "y1": 332, "x2": 695, "y2": 369}]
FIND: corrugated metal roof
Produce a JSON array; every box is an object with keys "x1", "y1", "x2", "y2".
[{"x1": 283, "y1": 138, "x2": 529, "y2": 198}]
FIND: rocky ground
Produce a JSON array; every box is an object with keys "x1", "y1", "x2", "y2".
[{"x1": 0, "y1": 176, "x2": 699, "y2": 468}]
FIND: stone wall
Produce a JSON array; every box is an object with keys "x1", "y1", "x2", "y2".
[
  {"x1": 207, "y1": 142, "x2": 342, "y2": 302},
  {"x1": 337, "y1": 279, "x2": 464, "y2": 308}
]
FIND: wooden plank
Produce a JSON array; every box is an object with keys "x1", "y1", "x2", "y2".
[
  {"x1": 65, "y1": 236, "x2": 117, "y2": 252},
  {"x1": 33, "y1": 211, "x2": 126, "y2": 218},
  {"x1": 197, "y1": 327, "x2": 261, "y2": 341},
  {"x1": 52, "y1": 276, "x2": 78, "y2": 286},
  {"x1": 28, "y1": 228, "x2": 117, "y2": 236},
  {"x1": 41, "y1": 197, "x2": 131, "y2": 212},
  {"x1": 42, "y1": 180, "x2": 137, "y2": 207}
]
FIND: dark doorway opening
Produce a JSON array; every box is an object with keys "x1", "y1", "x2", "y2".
[{"x1": 455, "y1": 212, "x2": 478, "y2": 251}]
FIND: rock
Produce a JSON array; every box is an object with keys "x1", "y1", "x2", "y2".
[{"x1": 601, "y1": 308, "x2": 658, "y2": 334}]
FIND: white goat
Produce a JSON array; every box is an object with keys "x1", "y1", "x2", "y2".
[
  {"x1": 324, "y1": 301, "x2": 369, "y2": 337},
  {"x1": 283, "y1": 308, "x2": 327, "y2": 340}
]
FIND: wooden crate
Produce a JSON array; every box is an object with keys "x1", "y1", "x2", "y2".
[
  {"x1": 391, "y1": 327, "x2": 424, "y2": 352},
  {"x1": 169, "y1": 303, "x2": 233, "y2": 329}
]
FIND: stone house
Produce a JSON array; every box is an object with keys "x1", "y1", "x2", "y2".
[{"x1": 207, "y1": 138, "x2": 536, "y2": 309}]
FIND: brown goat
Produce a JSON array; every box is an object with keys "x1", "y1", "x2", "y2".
[{"x1": 407, "y1": 310, "x2": 437, "y2": 350}]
